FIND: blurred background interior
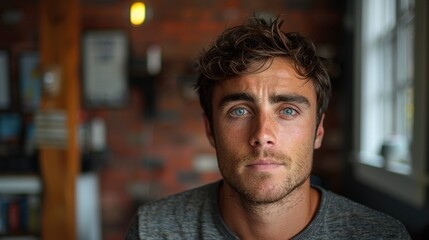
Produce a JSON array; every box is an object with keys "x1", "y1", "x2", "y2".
[{"x1": 0, "y1": 0, "x2": 428, "y2": 239}]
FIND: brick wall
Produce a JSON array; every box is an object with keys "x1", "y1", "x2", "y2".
[{"x1": 1, "y1": 0, "x2": 345, "y2": 239}]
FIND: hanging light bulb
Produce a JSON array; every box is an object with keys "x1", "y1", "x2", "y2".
[{"x1": 130, "y1": 2, "x2": 146, "y2": 26}]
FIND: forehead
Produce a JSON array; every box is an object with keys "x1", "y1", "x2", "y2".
[{"x1": 213, "y1": 58, "x2": 317, "y2": 103}]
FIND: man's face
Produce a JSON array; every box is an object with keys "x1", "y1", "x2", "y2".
[{"x1": 204, "y1": 57, "x2": 325, "y2": 204}]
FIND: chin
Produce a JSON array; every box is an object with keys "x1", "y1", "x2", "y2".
[
  {"x1": 233, "y1": 177, "x2": 288, "y2": 204},
  {"x1": 243, "y1": 188, "x2": 288, "y2": 205},
  {"x1": 228, "y1": 172, "x2": 310, "y2": 205}
]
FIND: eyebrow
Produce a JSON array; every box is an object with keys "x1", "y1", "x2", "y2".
[
  {"x1": 218, "y1": 92, "x2": 311, "y2": 108},
  {"x1": 269, "y1": 94, "x2": 310, "y2": 107},
  {"x1": 219, "y1": 93, "x2": 254, "y2": 107}
]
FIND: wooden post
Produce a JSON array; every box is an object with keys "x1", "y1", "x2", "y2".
[{"x1": 39, "y1": 0, "x2": 80, "y2": 239}]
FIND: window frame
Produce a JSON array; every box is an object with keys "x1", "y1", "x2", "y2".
[{"x1": 353, "y1": 0, "x2": 428, "y2": 207}]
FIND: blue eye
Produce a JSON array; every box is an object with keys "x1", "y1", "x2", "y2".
[
  {"x1": 231, "y1": 107, "x2": 248, "y2": 116},
  {"x1": 281, "y1": 108, "x2": 297, "y2": 116}
]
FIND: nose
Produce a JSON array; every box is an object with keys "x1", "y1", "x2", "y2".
[{"x1": 249, "y1": 112, "x2": 277, "y2": 148}]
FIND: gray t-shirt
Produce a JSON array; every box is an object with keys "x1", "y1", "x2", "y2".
[{"x1": 125, "y1": 180, "x2": 411, "y2": 239}]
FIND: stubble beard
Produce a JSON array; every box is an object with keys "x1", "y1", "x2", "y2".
[{"x1": 218, "y1": 148, "x2": 312, "y2": 206}]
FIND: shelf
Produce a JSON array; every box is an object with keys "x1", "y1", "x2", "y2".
[
  {"x1": 0, "y1": 176, "x2": 41, "y2": 194},
  {"x1": 0, "y1": 236, "x2": 39, "y2": 240}
]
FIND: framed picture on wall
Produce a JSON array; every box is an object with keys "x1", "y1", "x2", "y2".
[
  {"x1": 0, "y1": 50, "x2": 10, "y2": 109},
  {"x1": 19, "y1": 51, "x2": 41, "y2": 112},
  {"x1": 82, "y1": 31, "x2": 129, "y2": 108}
]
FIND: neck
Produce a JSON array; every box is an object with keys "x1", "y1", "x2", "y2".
[{"x1": 219, "y1": 179, "x2": 320, "y2": 240}]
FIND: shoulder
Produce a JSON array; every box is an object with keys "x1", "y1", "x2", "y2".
[
  {"x1": 129, "y1": 181, "x2": 222, "y2": 239},
  {"x1": 137, "y1": 182, "x2": 216, "y2": 222},
  {"x1": 137, "y1": 181, "x2": 216, "y2": 217},
  {"x1": 323, "y1": 189, "x2": 398, "y2": 224},
  {"x1": 315, "y1": 187, "x2": 411, "y2": 239}
]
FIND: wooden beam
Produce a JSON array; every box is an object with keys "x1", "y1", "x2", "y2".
[{"x1": 39, "y1": 0, "x2": 80, "y2": 239}]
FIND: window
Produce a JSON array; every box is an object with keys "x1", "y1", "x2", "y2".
[{"x1": 354, "y1": 0, "x2": 428, "y2": 207}]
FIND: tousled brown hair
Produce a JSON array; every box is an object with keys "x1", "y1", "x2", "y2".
[{"x1": 195, "y1": 16, "x2": 331, "y2": 128}]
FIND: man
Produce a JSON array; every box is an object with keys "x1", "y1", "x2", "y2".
[{"x1": 126, "y1": 16, "x2": 411, "y2": 239}]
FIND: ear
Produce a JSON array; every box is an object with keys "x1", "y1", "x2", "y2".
[
  {"x1": 203, "y1": 114, "x2": 216, "y2": 148},
  {"x1": 314, "y1": 114, "x2": 325, "y2": 149}
]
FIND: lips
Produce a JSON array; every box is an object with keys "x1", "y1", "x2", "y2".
[{"x1": 245, "y1": 159, "x2": 285, "y2": 170}]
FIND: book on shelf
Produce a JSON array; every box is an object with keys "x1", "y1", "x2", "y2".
[{"x1": 0, "y1": 194, "x2": 40, "y2": 235}]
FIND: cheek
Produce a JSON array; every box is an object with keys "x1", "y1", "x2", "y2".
[
  {"x1": 278, "y1": 127, "x2": 315, "y2": 171},
  {"x1": 214, "y1": 118, "x2": 247, "y2": 144},
  {"x1": 277, "y1": 122, "x2": 317, "y2": 153},
  {"x1": 215, "y1": 129, "x2": 243, "y2": 156},
  {"x1": 213, "y1": 122, "x2": 248, "y2": 162},
  {"x1": 279, "y1": 120, "x2": 315, "y2": 139}
]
